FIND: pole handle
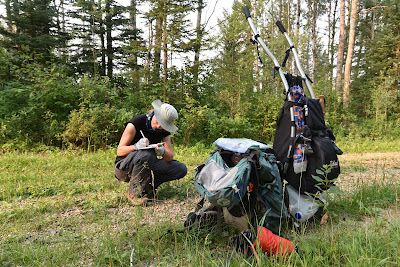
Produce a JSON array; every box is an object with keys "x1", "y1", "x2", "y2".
[
  {"x1": 276, "y1": 21, "x2": 287, "y2": 33},
  {"x1": 244, "y1": 6, "x2": 251, "y2": 19}
]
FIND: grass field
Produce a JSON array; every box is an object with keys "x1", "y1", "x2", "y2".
[{"x1": 1, "y1": 140, "x2": 399, "y2": 266}]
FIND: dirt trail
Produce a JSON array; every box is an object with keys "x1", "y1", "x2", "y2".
[{"x1": 336, "y1": 152, "x2": 400, "y2": 193}]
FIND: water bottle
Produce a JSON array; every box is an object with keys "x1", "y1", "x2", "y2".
[{"x1": 286, "y1": 184, "x2": 325, "y2": 222}]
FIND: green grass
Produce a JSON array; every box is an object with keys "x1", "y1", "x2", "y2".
[
  {"x1": 336, "y1": 137, "x2": 400, "y2": 153},
  {"x1": 1, "y1": 142, "x2": 399, "y2": 266}
]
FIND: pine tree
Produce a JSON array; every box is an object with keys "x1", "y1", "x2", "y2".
[
  {"x1": 0, "y1": 0, "x2": 68, "y2": 63},
  {"x1": 69, "y1": 0, "x2": 128, "y2": 78}
]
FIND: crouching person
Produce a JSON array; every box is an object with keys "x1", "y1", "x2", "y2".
[{"x1": 114, "y1": 99, "x2": 187, "y2": 206}]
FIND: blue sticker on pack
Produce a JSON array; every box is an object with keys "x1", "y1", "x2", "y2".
[{"x1": 234, "y1": 184, "x2": 244, "y2": 199}]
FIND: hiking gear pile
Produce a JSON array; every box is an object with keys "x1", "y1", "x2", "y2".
[
  {"x1": 193, "y1": 138, "x2": 288, "y2": 235},
  {"x1": 185, "y1": 138, "x2": 294, "y2": 258}
]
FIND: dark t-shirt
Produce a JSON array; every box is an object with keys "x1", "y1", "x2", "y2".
[{"x1": 115, "y1": 113, "x2": 170, "y2": 163}]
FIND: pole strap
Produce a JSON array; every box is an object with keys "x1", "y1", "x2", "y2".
[
  {"x1": 250, "y1": 36, "x2": 263, "y2": 65},
  {"x1": 282, "y1": 46, "x2": 294, "y2": 68}
]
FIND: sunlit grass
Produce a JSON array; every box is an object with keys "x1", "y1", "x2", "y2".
[
  {"x1": 336, "y1": 137, "x2": 400, "y2": 153},
  {"x1": 1, "y1": 142, "x2": 399, "y2": 266}
]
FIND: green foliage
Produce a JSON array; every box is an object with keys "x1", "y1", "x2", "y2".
[
  {"x1": 77, "y1": 75, "x2": 118, "y2": 107},
  {"x1": 349, "y1": 0, "x2": 400, "y2": 123},
  {"x1": 0, "y1": 64, "x2": 128, "y2": 148},
  {"x1": 62, "y1": 104, "x2": 130, "y2": 149},
  {"x1": 174, "y1": 96, "x2": 213, "y2": 145},
  {"x1": 0, "y1": 0, "x2": 399, "y2": 150},
  {"x1": 0, "y1": 0, "x2": 68, "y2": 63},
  {"x1": 0, "y1": 63, "x2": 79, "y2": 146},
  {"x1": 311, "y1": 165, "x2": 341, "y2": 218}
]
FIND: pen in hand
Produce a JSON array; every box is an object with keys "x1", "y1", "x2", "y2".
[
  {"x1": 140, "y1": 130, "x2": 146, "y2": 139},
  {"x1": 140, "y1": 130, "x2": 149, "y2": 147}
]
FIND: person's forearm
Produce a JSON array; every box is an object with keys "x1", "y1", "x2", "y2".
[
  {"x1": 162, "y1": 151, "x2": 173, "y2": 162},
  {"x1": 117, "y1": 145, "x2": 135, "y2": 157}
]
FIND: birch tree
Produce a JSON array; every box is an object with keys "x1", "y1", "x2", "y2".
[
  {"x1": 335, "y1": 0, "x2": 346, "y2": 95},
  {"x1": 311, "y1": 0, "x2": 318, "y2": 79},
  {"x1": 342, "y1": 0, "x2": 357, "y2": 126}
]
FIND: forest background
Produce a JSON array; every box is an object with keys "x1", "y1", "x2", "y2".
[{"x1": 0, "y1": 0, "x2": 399, "y2": 151}]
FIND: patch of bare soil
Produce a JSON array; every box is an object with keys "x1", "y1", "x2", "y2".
[
  {"x1": 336, "y1": 152, "x2": 400, "y2": 193},
  {"x1": 112, "y1": 196, "x2": 204, "y2": 228}
]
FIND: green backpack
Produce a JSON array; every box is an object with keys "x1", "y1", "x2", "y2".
[{"x1": 194, "y1": 139, "x2": 288, "y2": 234}]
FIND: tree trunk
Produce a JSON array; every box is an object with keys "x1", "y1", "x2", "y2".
[
  {"x1": 327, "y1": 0, "x2": 331, "y2": 80},
  {"x1": 271, "y1": 1, "x2": 274, "y2": 33},
  {"x1": 194, "y1": 1, "x2": 202, "y2": 63},
  {"x1": 335, "y1": 0, "x2": 346, "y2": 95},
  {"x1": 371, "y1": 4, "x2": 375, "y2": 40},
  {"x1": 145, "y1": 19, "x2": 153, "y2": 83},
  {"x1": 12, "y1": 0, "x2": 19, "y2": 34},
  {"x1": 90, "y1": 5, "x2": 98, "y2": 75},
  {"x1": 100, "y1": 24, "x2": 106, "y2": 76},
  {"x1": 162, "y1": 0, "x2": 167, "y2": 86},
  {"x1": 311, "y1": 0, "x2": 318, "y2": 80},
  {"x1": 296, "y1": 0, "x2": 301, "y2": 35},
  {"x1": 106, "y1": 0, "x2": 113, "y2": 79},
  {"x1": 163, "y1": 13, "x2": 167, "y2": 85},
  {"x1": 60, "y1": 0, "x2": 65, "y2": 32},
  {"x1": 154, "y1": 16, "x2": 163, "y2": 83},
  {"x1": 130, "y1": 0, "x2": 137, "y2": 67},
  {"x1": 192, "y1": 0, "x2": 206, "y2": 91},
  {"x1": 330, "y1": 0, "x2": 338, "y2": 83},
  {"x1": 343, "y1": 0, "x2": 357, "y2": 126},
  {"x1": 5, "y1": 0, "x2": 13, "y2": 33}
]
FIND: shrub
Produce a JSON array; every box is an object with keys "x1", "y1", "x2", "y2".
[{"x1": 62, "y1": 104, "x2": 130, "y2": 150}]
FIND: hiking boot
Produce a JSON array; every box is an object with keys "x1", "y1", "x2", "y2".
[
  {"x1": 127, "y1": 192, "x2": 148, "y2": 207},
  {"x1": 140, "y1": 191, "x2": 157, "y2": 207},
  {"x1": 145, "y1": 189, "x2": 158, "y2": 200}
]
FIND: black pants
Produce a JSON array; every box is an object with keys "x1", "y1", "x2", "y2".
[{"x1": 114, "y1": 150, "x2": 187, "y2": 196}]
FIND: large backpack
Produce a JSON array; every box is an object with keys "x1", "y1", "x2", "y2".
[
  {"x1": 194, "y1": 138, "x2": 288, "y2": 234},
  {"x1": 273, "y1": 84, "x2": 343, "y2": 194}
]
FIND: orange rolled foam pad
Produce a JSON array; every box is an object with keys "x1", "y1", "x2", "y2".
[{"x1": 252, "y1": 226, "x2": 295, "y2": 257}]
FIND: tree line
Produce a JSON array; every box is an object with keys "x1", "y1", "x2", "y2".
[{"x1": 0, "y1": 0, "x2": 399, "y2": 150}]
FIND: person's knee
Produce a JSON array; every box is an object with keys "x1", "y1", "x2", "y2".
[
  {"x1": 176, "y1": 162, "x2": 188, "y2": 178},
  {"x1": 114, "y1": 166, "x2": 130, "y2": 182},
  {"x1": 134, "y1": 150, "x2": 157, "y2": 165}
]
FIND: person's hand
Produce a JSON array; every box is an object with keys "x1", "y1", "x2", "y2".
[
  {"x1": 155, "y1": 143, "x2": 165, "y2": 156},
  {"x1": 134, "y1": 138, "x2": 148, "y2": 150}
]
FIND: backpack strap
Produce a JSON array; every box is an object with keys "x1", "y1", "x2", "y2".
[
  {"x1": 245, "y1": 149, "x2": 261, "y2": 224},
  {"x1": 216, "y1": 206, "x2": 222, "y2": 235}
]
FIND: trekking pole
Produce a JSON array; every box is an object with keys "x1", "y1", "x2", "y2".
[
  {"x1": 243, "y1": 6, "x2": 291, "y2": 97},
  {"x1": 275, "y1": 21, "x2": 315, "y2": 99}
]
